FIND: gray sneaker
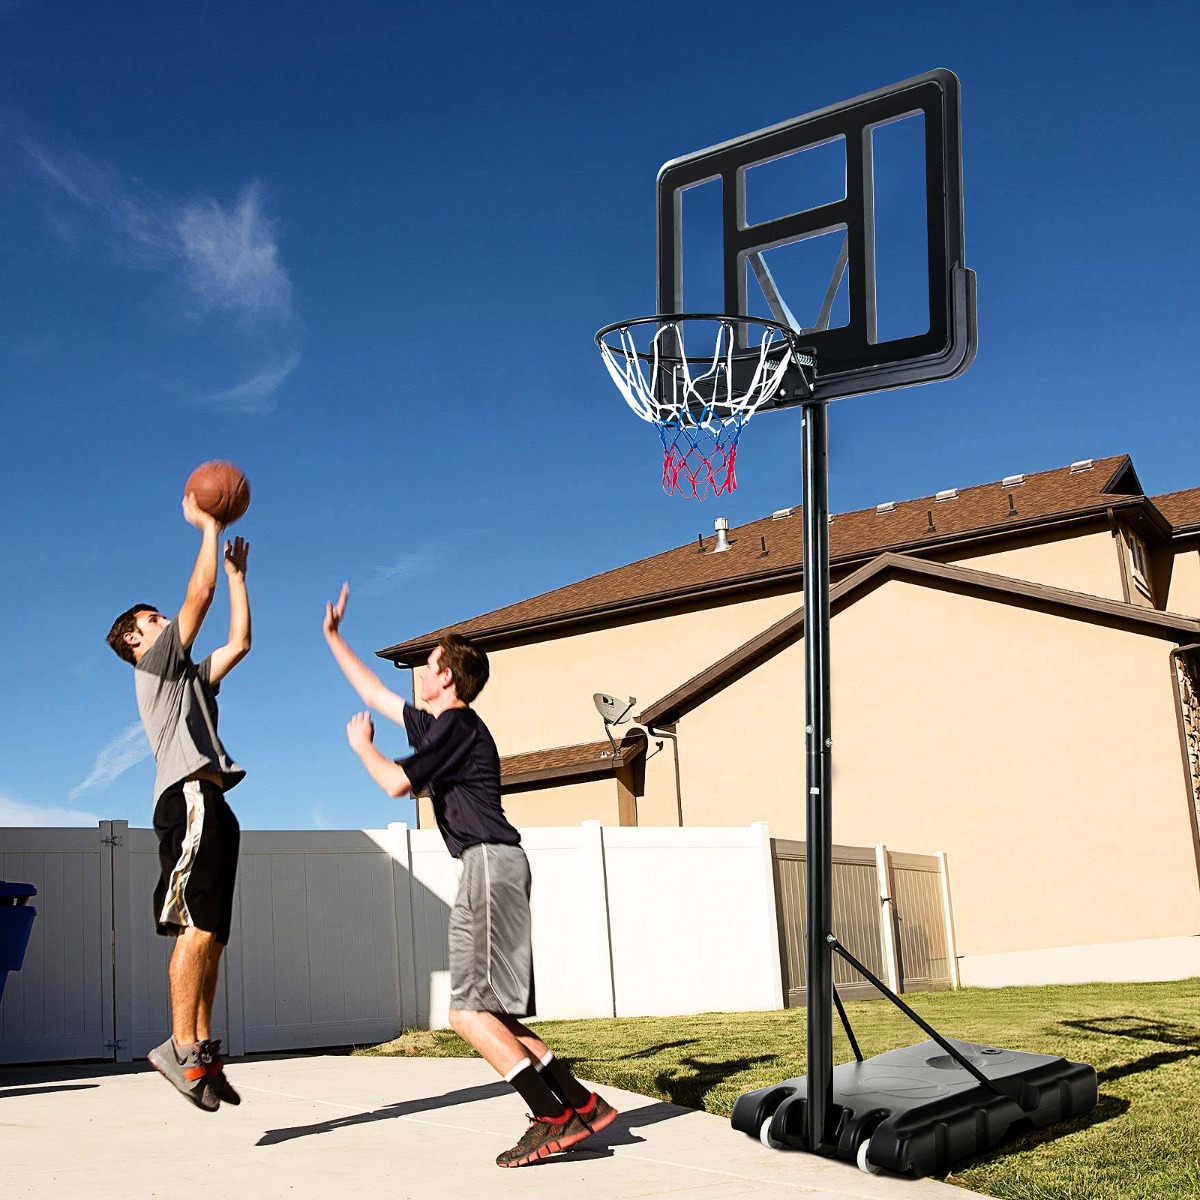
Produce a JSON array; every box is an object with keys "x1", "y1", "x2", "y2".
[
  {"x1": 148, "y1": 1038, "x2": 220, "y2": 1112},
  {"x1": 575, "y1": 1092, "x2": 618, "y2": 1135},
  {"x1": 201, "y1": 1039, "x2": 241, "y2": 1106},
  {"x1": 496, "y1": 1111, "x2": 592, "y2": 1167}
]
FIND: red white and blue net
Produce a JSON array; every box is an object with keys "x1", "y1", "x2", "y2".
[{"x1": 597, "y1": 316, "x2": 807, "y2": 498}]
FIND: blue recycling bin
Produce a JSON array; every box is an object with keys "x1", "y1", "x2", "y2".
[{"x1": 0, "y1": 880, "x2": 38, "y2": 1005}]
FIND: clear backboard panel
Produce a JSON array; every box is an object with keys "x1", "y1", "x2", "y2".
[{"x1": 656, "y1": 69, "x2": 977, "y2": 405}]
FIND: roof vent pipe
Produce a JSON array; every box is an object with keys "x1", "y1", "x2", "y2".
[{"x1": 714, "y1": 516, "x2": 731, "y2": 553}]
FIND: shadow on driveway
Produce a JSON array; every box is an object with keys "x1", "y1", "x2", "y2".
[{"x1": 257, "y1": 1086, "x2": 692, "y2": 1150}]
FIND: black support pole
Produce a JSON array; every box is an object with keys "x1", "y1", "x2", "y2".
[{"x1": 801, "y1": 398, "x2": 834, "y2": 1155}]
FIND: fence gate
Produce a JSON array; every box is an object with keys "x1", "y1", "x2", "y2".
[
  {"x1": 888, "y1": 851, "x2": 954, "y2": 993},
  {"x1": 0, "y1": 824, "x2": 118, "y2": 1064},
  {"x1": 772, "y1": 839, "x2": 955, "y2": 1006}
]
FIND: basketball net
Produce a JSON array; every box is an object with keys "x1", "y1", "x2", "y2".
[{"x1": 598, "y1": 316, "x2": 807, "y2": 498}]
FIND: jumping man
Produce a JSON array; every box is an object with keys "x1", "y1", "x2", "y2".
[
  {"x1": 106, "y1": 493, "x2": 250, "y2": 1111},
  {"x1": 322, "y1": 584, "x2": 617, "y2": 1166}
]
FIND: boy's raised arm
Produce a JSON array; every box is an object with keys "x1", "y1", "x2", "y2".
[
  {"x1": 207, "y1": 536, "x2": 252, "y2": 685},
  {"x1": 176, "y1": 493, "x2": 223, "y2": 650},
  {"x1": 322, "y1": 583, "x2": 411, "y2": 726}
]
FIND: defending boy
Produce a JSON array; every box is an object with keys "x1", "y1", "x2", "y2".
[
  {"x1": 106, "y1": 494, "x2": 250, "y2": 1111},
  {"x1": 322, "y1": 584, "x2": 616, "y2": 1167}
]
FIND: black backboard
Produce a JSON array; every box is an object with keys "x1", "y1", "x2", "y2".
[{"x1": 656, "y1": 69, "x2": 977, "y2": 405}]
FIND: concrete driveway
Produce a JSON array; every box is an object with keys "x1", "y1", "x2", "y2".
[{"x1": 0, "y1": 1053, "x2": 983, "y2": 1199}]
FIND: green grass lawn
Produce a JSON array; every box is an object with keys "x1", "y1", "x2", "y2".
[{"x1": 359, "y1": 979, "x2": 1200, "y2": 1199}]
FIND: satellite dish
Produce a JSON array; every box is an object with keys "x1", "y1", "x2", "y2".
[{"x1": 593, "y1": 693, "x2": 636, "y2": 725}]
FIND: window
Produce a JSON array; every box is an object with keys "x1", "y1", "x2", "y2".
[{"x1": 1124, "y1": 529, "x2": 1152, "y2": 602}]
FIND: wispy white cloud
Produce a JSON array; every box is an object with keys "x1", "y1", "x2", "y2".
[
  {"x1": 0, "y1": 791, "x2": 101, "y2": 828},
  {"x1": 358, "y1": 551, "x2": 443, "y2": 599},
  {"x1": 195, "y1": 349, "x2": 302, "y2": 413},
  {"x1": 69, "y1": 723, "x2": 150, "y2": 801},
  {"x1": 26, "y1": 142, "x2": 297, "y2": 405},
  {"x1": 177, "y1": 183, "x2": 291, "y2": 318},
  {"x1": 26, "y1": 143, "x2": 172, "y2": 260}
]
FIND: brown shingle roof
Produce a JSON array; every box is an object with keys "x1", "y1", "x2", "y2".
[
  {"x1": 380, "y1": 454, "x2": 1147, "y2": 664},
  {"x1": 1152, "y1": 488, "x2": 1200, "y2": 534},
  {"x1": 637, "y1": 552, "x2": 1200, "y2": 726},
  {"x1": 500, "y1": 735, "x2": 645, "y2": 790}
]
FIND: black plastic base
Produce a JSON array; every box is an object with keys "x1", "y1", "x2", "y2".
[{"x1": 732, "y1": 1038, "x2": 1098, "y2": 1177}]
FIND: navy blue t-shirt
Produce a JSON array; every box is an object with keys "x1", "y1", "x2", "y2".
[{"x1": 400, "y1": 705, "x2": 521, "y2": 858}]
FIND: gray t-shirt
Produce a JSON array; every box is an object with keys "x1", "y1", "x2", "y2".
[{"x1": 134, "y1": 620, "x2": 245, "y2": 801}]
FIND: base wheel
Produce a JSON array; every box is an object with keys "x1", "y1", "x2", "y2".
[
  {"x1": 759, "y1": 1115, "x2": 784, "y2": 1150},
  {"x1": 856, "y1": 1138, "x2": 882, "y2": 1175}
]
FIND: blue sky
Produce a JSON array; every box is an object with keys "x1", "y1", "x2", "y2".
[{"x1": 1, "y1": 1, "x2": 1197, "y2": 832}]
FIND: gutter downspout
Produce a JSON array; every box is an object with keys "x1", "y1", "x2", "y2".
[{"x1": 644, "y1": 723, "x2": 684, "y2": 827}]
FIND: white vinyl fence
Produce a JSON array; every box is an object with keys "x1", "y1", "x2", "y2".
[{"x1": 0, "y1": 821, "x2": 783, "y2": 1065}]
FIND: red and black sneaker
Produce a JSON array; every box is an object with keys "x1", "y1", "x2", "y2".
[
  {"x1": 496, "y1": 1111, "x2": 592, "y2": 1167},
  {"x1": 574, "y1": 1092, "x2": 618, "y2": 1135},
  {"x1": 201, "y1": 1039, "x2": 241, "y2": 1106}
]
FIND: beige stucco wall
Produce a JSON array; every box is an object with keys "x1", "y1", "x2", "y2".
[
  {"x1": 675, "y1": 577, "x2": 1200, "y2": 959},
  {"x1": 944, "y1": 527, "x2": 1125, "y2": 601},
  {"x1": 1166, "y1": 543, "x2": 1200, "y2": 617},
  {"x1": 457, "y1": 590, "x2": 801, "y2": 756},
  {"x1": 498, "y1": 778, "x2": 621, "y2": 828}
]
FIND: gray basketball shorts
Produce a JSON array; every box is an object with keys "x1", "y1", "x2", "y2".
[{"x1": 448, "y1": 842, "x2": 536, "y2": 1016}]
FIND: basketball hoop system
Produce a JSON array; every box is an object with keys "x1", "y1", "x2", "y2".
[
  {"x1": 596, "y1": 314, "x2": 814, "y2": 498},
  {"x1": 586, "y1": 74, "x2": 1096, "y2": 1181}
]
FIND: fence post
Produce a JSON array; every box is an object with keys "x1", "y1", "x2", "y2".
[
  {"x1": 105, "y1": 820, "x2": 136, "y2": 1063},
  {"x1": 875, "y1": 843, "x2": 901, "y2": 995},
  {"x1": 936, "y1": 851, "x2": 961, "y2": 988},
  {"x1": 751, "y1": 822, "x2": 785, "y2": 1008},
  {"x1": 386, "y1": 822, "x2": 419, "y2": 1028},
  {"x1": 583, "y1": 821, "x2": 616, "y2": 1018}
]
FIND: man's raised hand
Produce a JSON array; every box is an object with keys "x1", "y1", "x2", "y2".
[
  {"x1": 324, "y1": 582, "x2": 350, "y2": 639},
  {"x1": 224, "y1": 536, "x2": 250, "y2": 580},
  {"x1": 183, "y1": 491, "x2": 222, "y2": 532},
  {"x1": 346, "y1": 710, "x2": 375, "y2": 753}
]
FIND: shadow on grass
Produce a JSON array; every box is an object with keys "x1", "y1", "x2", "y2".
[
  {"x1": 1059, "y1": 1016, "x2": 1200, "y2": 1084},
  {"x1": 653, "y1": 1053, "x2": 779, "y2": 1109},
  {"x1": 600, "y1": 1040, "x2": 700, "y2": 1061}
]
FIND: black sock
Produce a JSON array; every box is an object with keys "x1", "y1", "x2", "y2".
[
  {"x1": 504, "y1": 1058, "x2": 567, "y2": 1119},
  {"x1": 536, "y1": 1051, "x2": 592, "y2": 1109}
]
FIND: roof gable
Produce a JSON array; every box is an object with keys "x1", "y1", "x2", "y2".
[{"x1": 637, "y1": 553, "x2": 1200, "y2": 726}]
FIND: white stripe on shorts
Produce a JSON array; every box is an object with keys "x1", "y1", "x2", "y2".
[{"x1": 159, "y1": 778, "x2": 205, "y2": 929}]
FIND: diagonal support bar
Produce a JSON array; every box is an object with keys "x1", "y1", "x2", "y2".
[{"x1": 827, "y1": 933, "x2": 1014, "y2": 1102}]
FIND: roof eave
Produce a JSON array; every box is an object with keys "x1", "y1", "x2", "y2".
[
  {"x1": 378, "y1": 500, "x2": 1148, "y2": 664},
  {"x1": 499, "y1": 737, "x2": 646, "y2": 791}
]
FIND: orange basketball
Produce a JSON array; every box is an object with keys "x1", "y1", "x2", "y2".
[{"x1": 184, "y1": 460, "x2": 251, "y2": 526}]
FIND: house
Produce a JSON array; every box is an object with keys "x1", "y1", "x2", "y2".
[{"x1": 378, "y1": 455, "x2": 1200, "y2": 987}]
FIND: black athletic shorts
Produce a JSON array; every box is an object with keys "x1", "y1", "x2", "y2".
[{"x1": 153, "y1": 777, "x2": 241, "y2": 945}]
